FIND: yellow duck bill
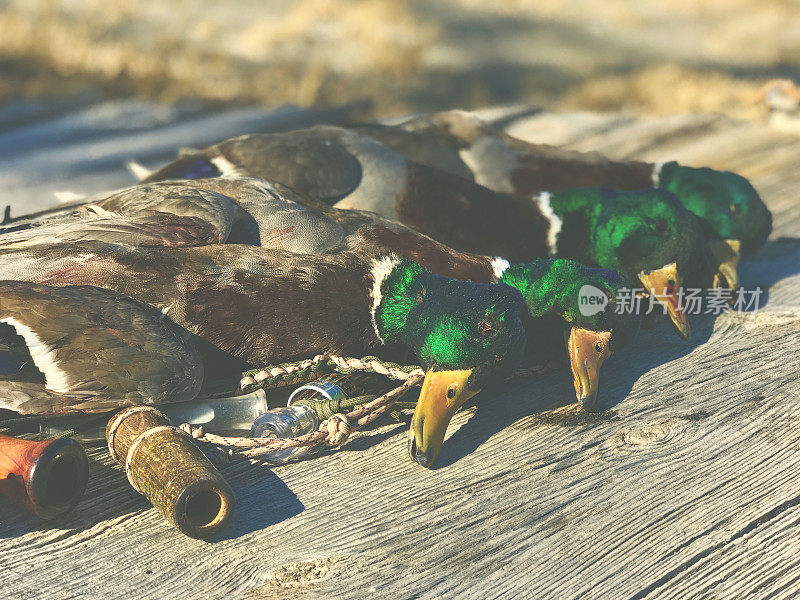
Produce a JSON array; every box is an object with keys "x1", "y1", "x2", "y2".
[
  {"x1": 639, "y1": 262, "x2": 691, "y2": 340},
  {"x1": 408, "y1": 367, "x2": 478, "y2": 468},
  {"x1": 707, "y1": 238, "x2": 741, "y2": 291},
  {"x1": 567, "y1": 328, "x2": 612, "y2": 410}
]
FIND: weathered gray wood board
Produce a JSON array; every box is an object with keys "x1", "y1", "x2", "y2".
[
  {"x1": 0, "y1": 105, "x2": 798, "y2": 600},
  {"x1": 0, "y1": 97, "x2": 366, "y2": 213}
]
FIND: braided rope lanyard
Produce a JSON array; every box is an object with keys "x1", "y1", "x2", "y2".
[
  {"x1": 179, "y1": 354, "x2": 557, "y2": 464},
  {"x1": 182, "y1": 355, "x2": 423, "y2": 462}
]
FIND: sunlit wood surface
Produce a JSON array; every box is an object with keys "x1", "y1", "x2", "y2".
[{"x1": 0, "y1": 102, "x2": 798, "y2": 599}]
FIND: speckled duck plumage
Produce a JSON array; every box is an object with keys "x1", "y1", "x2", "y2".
[
  {"x1": 356, "y1": 110, "x2": 772, "y2": 256},
  {"x1": 0, "y1": 242, "x2": 527, "y2": 415}
]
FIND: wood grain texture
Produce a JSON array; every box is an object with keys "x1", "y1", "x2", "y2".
[
  {"x1": 0, "y1": 106, "x2": 799, "y2": 599},
  {"x1": 0, "y1": 98, "x2": 365, "y2": 214}
]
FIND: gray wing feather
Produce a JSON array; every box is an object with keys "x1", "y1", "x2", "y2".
[
  {"x1": 174, "y1": 176, "x2": 349, "y2": 253},
  {"x1": 217, "y1": 133, "x2": 363, "y2": 203},
  {"x1": 0, "y1": 184, "x2": 239, "y2": 248},
  {"x1": 0, "y1": 282, "x2": 203, "y2": 414}
]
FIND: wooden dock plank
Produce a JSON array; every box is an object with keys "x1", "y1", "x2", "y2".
[{"x1": 0, "y1": 106, "x2": 798, "y2": 599}]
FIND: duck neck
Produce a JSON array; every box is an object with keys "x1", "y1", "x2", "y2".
[
  {"x1": 370, "y1": 256, "x2": 429, "y2": 346},
  {"x1": 533, "y1": 189, "x2": 603, "y2": 260},
  {"x1": 497, "y1": 259, "x2": 578, "y2": 321},
  {"x1": 651, "y1": 161, "x2": 678, "y2": 188}
]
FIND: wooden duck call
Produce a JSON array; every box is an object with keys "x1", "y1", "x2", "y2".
[
  {"x1": 106, "y1": 406, "x2": 235, "y2": 540},
  {"x1": 0, "y1": 434, "x2": 89, "y2": 519}
]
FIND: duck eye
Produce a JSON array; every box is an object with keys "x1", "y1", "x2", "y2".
[
  {"x1": 594, "y1": 342, "x2": 603, "y2": 354},
  {"x1": 730, "y1": 203, "x2": 741, "y2": 216},
  {"x1": 667, "y1": 279, "x2": 676, "y2": 288},
  {"x1": 446, "y1": 384, "x2": 457, "y2": 400},
  {"x1": 478, "y1": 320, "x2": 496, "y2": 336}
]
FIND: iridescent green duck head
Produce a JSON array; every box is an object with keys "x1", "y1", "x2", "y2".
[
  {"x1": 373, "y1": 257, "x2": 527, "y2": 468},
  {"x1": 498, "y1": 259, "x2": 640, "y2": 410},
  {"x1": 555, "y1": 188, "x2": 716, "y2": 340},
  {"x1": 657, "y1": 161, "x2": 772, "y2": 256}
]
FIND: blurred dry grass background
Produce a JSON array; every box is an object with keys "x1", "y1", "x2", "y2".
[{"x1": 2, "y1": 0, "x2": 800, "y2": 118}]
